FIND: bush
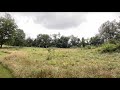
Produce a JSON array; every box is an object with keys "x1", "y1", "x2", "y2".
[
  {"x1": 85, "y1": 45, "x2": 91, "y2": 49},
  {"x1": 100, "y1": 42, "x2": 120, "y2": 53},
  {"x1": 70, "y1": 46, "x2": 78, "y2": 48},
  {"x1": 115, "y1": 44, "x2": 120, "y2": 52},
  {"x1": 108, "y1": 39, "x2": 120, "y2": 45},
  {"x1": 101, "y1": 43, "x2": 117, "y2": 53}
]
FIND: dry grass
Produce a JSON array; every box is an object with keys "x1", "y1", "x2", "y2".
[{"x1": 0, "y1": 46, "x2": 120, "y2": 78}]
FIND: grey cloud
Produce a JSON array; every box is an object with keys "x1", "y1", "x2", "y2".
[
  {"x1": 1, "y1": 12, "x2": 88, "y2": 29},
  {"x1": 34, "y1": 12, "x2": 87, "y2": 29}
]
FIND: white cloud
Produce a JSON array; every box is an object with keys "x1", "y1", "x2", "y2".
[
  {"x1": 1, "y1": 12, "x2": 119, "y2": 39},
  {"x1": 34, "y1": 12, "x2": 87, "y2": 29}
]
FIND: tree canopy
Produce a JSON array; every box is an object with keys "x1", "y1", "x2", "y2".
[
  {"x1": 0, "y1": 13, "x2": 17, "y2": 48},
  {"x1": 1, "y1": 13, "x2": 120, "y2": 48}
]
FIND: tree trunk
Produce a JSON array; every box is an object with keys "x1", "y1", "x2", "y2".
[
  {"x1": 0, "y1": 38, "x2": 4, "y2": 48},
  {"x1": 0, "y1": 44, "x2": 2, "y2": 48}
]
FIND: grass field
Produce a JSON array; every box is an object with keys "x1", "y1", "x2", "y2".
[
  {"x1": 0, "y1": 64, "x2": 13, "y2": 78},
  {"x1": 0, "y1": 46, "x2": 120, "y2": 78}
]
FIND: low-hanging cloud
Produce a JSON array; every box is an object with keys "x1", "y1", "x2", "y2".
[
  {"x1": 2, "y1": 12, "x2": 87, "y2": 30},
  {"x1": 33, "y1": 12, "x2": 87, "y2": 29}
]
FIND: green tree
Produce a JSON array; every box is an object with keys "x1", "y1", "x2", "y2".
[
  {"x1": 13, "y1": 29, "x2": 25, "y2": 46},
  {"x1": 85, "y1": 38, "x2": 90, "y2": 46},
  {"x1": 69, "y1": 35, "x2": 80, "y2": 47},
  {"x1": 32, "y1": 39, "x2": 37, "y2": 47},
  {"x1": 56, "y1": 36, "x2": 70, "y2": 48},
  {"x1": 89, "y1": 35, "x2": 103, "y2": 46},
  {"x1": 99, "y1": 20, "x2": 118, "y2": 42},
  {"x1": 25, "y1": 37, "x2": 33, "y2": 47},
  {"x1": 51, "y1": 34, "x2": 58, "y2": 47},
  {"x1": 0, "y1": 13, "x2": 17, "y2": 48},
  {"x1": 36, "y1": 34, "x2": 52, "y2": 48},
  {"x1": 81, "y1": 37, "x2": 86, "y2": 47}
]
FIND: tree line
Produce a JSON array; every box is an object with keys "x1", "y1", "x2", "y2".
[{"x1": 0, "y1": 13, "x2": 120, "y2": 48}]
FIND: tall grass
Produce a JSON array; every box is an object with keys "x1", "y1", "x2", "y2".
[{"x1": 0, "y1": 46, "x2": 120, "y2": 78}]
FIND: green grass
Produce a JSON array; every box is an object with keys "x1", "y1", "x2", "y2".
[
  {"x1": 0, "y1": 49, "x2": 14, "y2": 78},
  {"x1": 0, "y1": 64, "x2": 13, "y2": 78},
  {"x1": 0, "y1": 46, "x2": 120, "y2": 78}
]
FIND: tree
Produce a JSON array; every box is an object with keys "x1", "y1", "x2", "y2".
[
  {"x1": 89, "y1": 35, "x2": 103, "y2": 46},
  {"x1": 81, "y1": 37, "x2": 86, "y2": 47},
  {"x1": 115, "y1": 18, "x2": 120, "y2": 41},
  {"x1": 0, "y1": 13, "x2": 17, "y2": 48},
  {"x1": 25, "y1": 37, "x2": 33, "y2": 47},
  {"x1": 69, "y1": 35, "x2": 80, "y2": 47},
  {"x1": 85, "y1": 38, "x2": 90, "y2": 46},
  {"x1": 13, "y1": 29, "x2": 25, "y2": 46},
  {"x1": 56, "y1": 36, "x2": 70, "y2": 48},
  {"x1": 32, "y1": 39, "x2": 37, "y2": 47},
  {"x1": 36, "y1": 34, "x2": 52, "y2": 48},
  {"x1": 99, "y1": 20, "x2": 119, "y2": 42},
  {"x1": 51, "y1": 34, "x2": 58, "y2": 47}
]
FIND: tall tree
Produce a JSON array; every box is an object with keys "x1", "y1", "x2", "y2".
[
  {"x1": 32, "y1": 39, "x2": 37, "y2": 47},
  {"x1": 99, "y1": 20, "x2": 118, "y2": 42},
  {"x1": 36, "y1": 34, "x2": 52, "y2": 48},
  {"x1": 0, "y1": 13, "x2": 17, "y2": 48},
  {"x1": 69, "y1": 35, "x2": 80, "y2": 47},
  {"x1": 51, "y1": 34, "x2": 58, "y2": 47},
  {"x1": 81, "y1": 37, "x2": 86, "y2": 47},
  {"x1": 56, "y1": 36, "x2": 70, "y2": 48},
  {"x1": 89, "y1": 35, "x2": 103, "y2": 46},
  {"x1": 25, "y1": 37, "x2": 33, "y2": 47},
  {"x1": 13, "y1": 29, "x2": 25, "y2": 46}
]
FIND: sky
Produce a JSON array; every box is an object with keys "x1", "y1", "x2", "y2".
[{"x1": 0, "y1": 12, "x2": 120, "y2": 39}]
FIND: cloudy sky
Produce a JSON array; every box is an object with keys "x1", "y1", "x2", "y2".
[{"x1": 1, "y1": 12, "x2": 120, "y2": 39}]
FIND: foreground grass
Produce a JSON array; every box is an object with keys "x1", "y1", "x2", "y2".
[
  {"x1": 0, "y1": 46, "x2": 120, "y2": 78},
  {"x1": 0, "y1": 64, "x2": 13, "y2": 78}
]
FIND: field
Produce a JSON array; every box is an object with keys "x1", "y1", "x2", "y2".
[{"x1": 0, "y1": 46, "x2": 120, "y2": 78}]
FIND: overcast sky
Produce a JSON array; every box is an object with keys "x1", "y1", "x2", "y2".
[{"x1": 1, "y1": 12, "x2": 120, "y2": 39}]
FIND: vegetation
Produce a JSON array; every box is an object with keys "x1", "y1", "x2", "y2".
[
  {"x1": 13, "y1": 29, "x2": 26, "y2": 46},
  {"x1": 0, "y1": 13, "x2": 120, "y2": 50},
  {"x1": 100, "y1": 43, "x2": 120, "y2": 53},
  {"x1": 0, "y1": 64, "x2": 13, "y2": 78},
  {"x1": 0, "y1": 46, "x2": 120, "y2": 78},
  {"x1": 0, "y1": 13, "x2": 120, "y2": 78},
  {"x1": 0, "y1": 13, "x2": 17, "y2": 48}
]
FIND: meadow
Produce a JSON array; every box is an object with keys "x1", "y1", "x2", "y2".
[{"x1": 0, "y1": 46, "x2": 120, "y2": 78}]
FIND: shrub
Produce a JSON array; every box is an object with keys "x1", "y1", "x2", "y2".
[
  {"x1": 101, "y1": 43, "x2": 117, "y2": 53},
  {"x1": 108, "y1": 39, "x2": 115, "y2": 44},
  {"x1": 70, "y1": 46, "x2": 78, "y2": 48},
  {"x1": 115, "y1": 44, "x2": 120, "y2": 52},
  {"x1": 85, "y1": 45, "x2": 91, "y2": 49}
]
